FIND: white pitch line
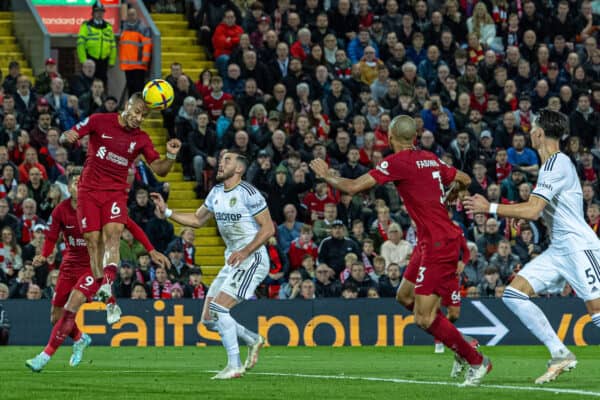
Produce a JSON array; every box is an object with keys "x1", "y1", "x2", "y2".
[
  {"x1": 41, "y1": 369, "x2": 600, "y2": 397},
  {"x1": 209, "y1": 371, "x2": 600, "y2": 398}
]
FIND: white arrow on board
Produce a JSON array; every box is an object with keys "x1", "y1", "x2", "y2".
[{"x1": 457, "y1": 300, "x2": 509, "y2": 346}]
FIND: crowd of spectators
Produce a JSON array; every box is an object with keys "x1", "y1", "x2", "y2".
[{"x1": 1, "y1": 0, "x2": 600, "y2": 303}]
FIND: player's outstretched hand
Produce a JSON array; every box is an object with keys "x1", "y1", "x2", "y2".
[
  {"x1": 149, "y1": 249, "x2": 171, "y2": 269},
  {"x1": 60, "y1": 130, "x2": 79, "y2": 145},
  {"x1": 150, "y1": 192, "x2": 167, "y2": 216},
  {"x1": 32, "y1": 255, "x2": 46, "y2": 267},
  {"x1": 227, "y1": 249, "x2": 249, "y2": 268},
  {"x1": 310, "y1": 158, "x2": 330, "y2": 179},
  {"x1": 463, "y1": 194, "x2": 491, "y2": 214},
  {"x1": 166, "y1": 138, "x2": 182, "y2": 156}
]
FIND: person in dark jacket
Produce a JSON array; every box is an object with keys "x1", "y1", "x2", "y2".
[
  {"x1": 187, "y1": 112, "x2": 217, "y2": 195},
  {"x1": 317, "y1": 220, "x2": 361, "y2": 275},
  {"x1": 314, "y1": 262, "x2": 342, "y2": 298},
  {"x1": 344, "y1": 261, "x2": 377, "y2": 297},
  {"x1": 569, "y1": 93, "x2": 600, "y2": 150}
]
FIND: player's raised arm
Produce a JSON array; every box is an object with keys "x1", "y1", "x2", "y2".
[
  {"x1": 310, "y1": 158, "x2": 377, "y2": 195},
  {"x1": 60, "y1": 116, "x2": 94, "y2": 145},
  {"x1": 150, "y1": 192, "x2": 212, "y2": 228},
  {"x1": 149, "y1": 138, "x2": 182, "y2": 177},
  {"x1": 463, "y1": 193, "x2": 547, "y2": 221}
]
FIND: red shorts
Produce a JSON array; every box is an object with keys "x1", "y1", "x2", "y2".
[
  {"x1": 77, "y1": 190, "x2": 128, "y2": 233},
  {"x1": 52, "y1": 266, "x2": 97, "y2": 307},
  {"x1": 404, "y1": 239, "x2": 461, "y2": 307}
]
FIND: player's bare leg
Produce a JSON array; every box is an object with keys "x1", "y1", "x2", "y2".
[
  {"x1": 502, "y1": 275, "x2": 576, "y2": 384},
  {"x1": 50, "y1": 305, "x2": 63, "y2": 326},
  {"x1": 26, "y1": 290, "x2": 93, "y2": 372},
  {"x1": 201, "y1": 295, "x2": 264, "y2": 372},
  {"x1": 396, "y1": 278, "x2": 415, "y2": 310}
]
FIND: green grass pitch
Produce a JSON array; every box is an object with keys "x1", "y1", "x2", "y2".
[{"x1": 2, "y1": 346, "x2": 599, "y2": 399}]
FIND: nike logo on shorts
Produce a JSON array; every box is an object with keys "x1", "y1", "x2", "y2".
[
  {"x1": 101, "y1": 134, "x2": 112, "y2": 139},
  {"x1": 65, "y1": 225, "x2": 75, "y2": 228},
  {"x1": 110, "y1": 215, "x2": 121, "y2": 219}
]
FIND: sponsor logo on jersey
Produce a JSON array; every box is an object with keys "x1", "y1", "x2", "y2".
[
  {"x1": 96, "y1": 146, "x2": 128, "y2": 166},
  {"x1": 128, "y1": 141, "x2": 136, "y2": 154},
  {"x1": 215, "y1": 212, "x2": 243, "y2": 222},
  {"x1": 68, "y1": 236, "x2": 87, "y2": 247},
  {"x1": 416, "y1": 160, "x2": 440, "y2": 169},
  {"x1": 96, "y1": 146, "x2": 107, "y2": 159},
  {"x1": 229, "y1": 197, "x2": 237, "y2": 207}
]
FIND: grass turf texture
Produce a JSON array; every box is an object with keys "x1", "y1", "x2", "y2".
[{"x1": 2, "y1": 346, "x2": 599, "y2": 400}]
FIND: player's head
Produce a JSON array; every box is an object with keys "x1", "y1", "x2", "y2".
[
  {"x1": 217, "y1": 150, "x2": 248, "y2": 182},
  {"x1": 531, "y1": 109, "x2": 569, "y2": 149},
  {"x1": 388, "y1": 115, "x2": 417, "y2": 151},
  {"x1": 121, "y1": 92, "x2": 148, "y2": 130},
  {"x1": 68, "y1": 167, "x2": 82, "y2": 200}
]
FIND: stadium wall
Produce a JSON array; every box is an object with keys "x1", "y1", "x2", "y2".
[{"x1": 3, "y1": 299, "x2": 598, "y2": 346}]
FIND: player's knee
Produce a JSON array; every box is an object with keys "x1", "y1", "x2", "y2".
[
  {"x1": 414, "y1": 313, "x2": 435, "y2": 330},
  {"x1": 447, "y1": 309, "x2": 460, "y2": 323},
  {"x1": 502, "y1": 285, "x2": 530, "y2": 308}
]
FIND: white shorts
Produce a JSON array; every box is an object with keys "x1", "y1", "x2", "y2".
[
  {"x1": 519, "y1": 247, "x2": 600, "y2": 302},
  {"x1": 206, "y1": 248, "x2": 269, "y2": 300}
]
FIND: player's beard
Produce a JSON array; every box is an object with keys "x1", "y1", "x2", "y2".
[{"x1": 216, "y1": 169, "x2": 234, "y2": 182}]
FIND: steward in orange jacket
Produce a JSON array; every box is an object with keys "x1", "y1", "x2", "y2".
[{"x1": 119, "y1": 7, "x2": 152, "y2": 95}]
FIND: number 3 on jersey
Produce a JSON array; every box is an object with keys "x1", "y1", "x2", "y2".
[
  {"x1": 432, "y1": 171, "x2": 445, "y2": 204},
  {"x1": 416, "y1": 266, "x2": 426, "y2": 283}
]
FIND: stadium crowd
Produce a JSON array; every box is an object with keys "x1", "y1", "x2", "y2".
[{"x1": 0, "y1": 0, "x2": 600, "y2": 302}]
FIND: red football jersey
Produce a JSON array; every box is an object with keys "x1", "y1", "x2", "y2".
[
  {"x1": 71, "y1": 114, "x2": 160, "y2": 193},
  {"x1": 42, "y1": 199, "x2": 89, "y2": 271},
  {"x1": 42, "y1": 199, "x2": 155, "y2": 271},
  {"x1": 369, "y1": 149, "x2": 462, "y2": 248},
  {"x1": 203, "y1": 92, "x2": 233, "y2": 120}
]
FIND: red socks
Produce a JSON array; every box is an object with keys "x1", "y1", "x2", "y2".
[
  {"x1": 427, "y1": 310, "x2": 483, "y2": 366},
  {"x1": 44, "y1": 310, "x2": 77, "y2": 356}
]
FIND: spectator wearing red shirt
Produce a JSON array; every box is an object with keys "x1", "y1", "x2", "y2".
[
  {"x1": 290, "y1": 28, "x2": 312, "y2": 62},
  {"x1": 495, "y1": 148, "x2": 512, "y2": 183},
  {"x1": 373, "y1": 113, "x2": 391, "y2": 152},
  {"x1": 203, "y1": 76, "x2": 233, "y2": 121},
  {"x1": 302, "y1": 180, "x2": 336, "y2": 221},
  {"x1": 288, "y1": 225, "x2": 318, "y2": 271},
  {"x1": 212, "y1": 9, "x2": 244, "y2": 78},
  {"x1": 470, "y1": 82, "x2": 489, "y2": 114},
  {"x1": 18, "y1": 148, "x2": 48, "y2": 184}
]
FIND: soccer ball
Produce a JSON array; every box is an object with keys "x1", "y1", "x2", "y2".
[{"x1": 142, "y1": 79, "x2": 174, "y2": 110}]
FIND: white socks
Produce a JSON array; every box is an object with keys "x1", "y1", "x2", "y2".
[
  {"x1": 236, "y1": 323, "x2": 259, "y2": 345},
  {"x1": 503, "y1": 287, "x2": 570, "y2": 358},
  {"x1": 209, "y1": 302, "x2": 242, "y2": 368}
]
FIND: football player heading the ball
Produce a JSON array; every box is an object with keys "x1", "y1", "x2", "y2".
[{"x1": 59, "y1": 92, "x2": 181, "y2": 324}]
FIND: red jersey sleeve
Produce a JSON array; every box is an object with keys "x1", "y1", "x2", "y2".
[
  {"x1": 368, "y1": 153, "x2": 407, "y2": 185},
  {"x1": 141, "y1": 134, "x2": 160, "y2": 165},
  {"x1": 71, "y1": 115, "x2": 96, "y2": 139},
  {"x1": 439, "y1": 159, "x2": 458, "y2": 186},
  {"x1": 126, "y1": 218, "x2": 154, "y2": 252},
  {"x1": 41, "y1": 204, "x2": 62, "y2": 257}
]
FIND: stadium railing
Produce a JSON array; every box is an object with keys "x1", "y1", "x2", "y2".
[{"x1": 11, "y1": 0, "x2": 51, "y2": 76}]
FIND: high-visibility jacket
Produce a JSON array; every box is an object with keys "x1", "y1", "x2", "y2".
[
  {"x1": 76, "y1": 19, "x2": 117, "y2": 65},
  {"x1": 119, "y1": 21, "x2": 152, "y2": 71}
]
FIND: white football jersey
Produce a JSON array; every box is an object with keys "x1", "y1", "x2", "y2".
[
  {"x1": 204, "y1": 181, "x2": 268, "y2": 257},
  {"x1": 531, "y1": 152, "x2": 600, "y2": 254}
]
